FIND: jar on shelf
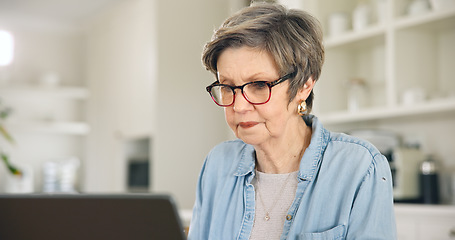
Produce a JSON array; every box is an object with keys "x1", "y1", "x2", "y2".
[
  {"x1": 408, "y1": 0, "x2": 431, "y2": 16},
  {"x1": 347, "y1": 78, "x2": 369, "y2": 112},
  {"x1": 374, "y1": 0, "x2": 387, "y2": 25},
  {"x1": 353, "y1": 1, "x2": 371, "y2": 31},
  {"x1": 429, "y1": 0, "x2": 455, "y2": 11},
  {"x1": 420, "y1": 155, "x2": 440, "y2": 204},
  {"x1": 328, "y1": 12, "x2": 349, "y2": 37}
]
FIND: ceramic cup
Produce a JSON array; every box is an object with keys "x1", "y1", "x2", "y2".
[
  {"x1": 40, "y1": 72, "x2": 60, "y2": 87},
  {"x1": 329, "y1": 12, "x2": 349, "y2": 37},
  {"x1": 402, "y1": 88, "x2": 426, "y2": 105},
  {"x1": 429, "y1": 0, "x2": 455, "y2": 11},
  {"x1": 408, "y1": 0, "x2": 431, "y2": 16},
  {"x1": 353, "y1": 3, "x2": 371, "y2": 31}
]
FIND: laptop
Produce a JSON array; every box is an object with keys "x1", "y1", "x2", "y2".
[{"x1": 0, "y1": 194, "x2": 186, "y2": 240}]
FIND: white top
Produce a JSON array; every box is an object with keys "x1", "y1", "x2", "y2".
[{"x1": 250, "y1": 170, "x2": 299, "y2": 240}]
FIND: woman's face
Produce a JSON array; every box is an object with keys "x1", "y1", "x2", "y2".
[{"x1": 216, "y1": 46, "x2": 312, "y2": 146}]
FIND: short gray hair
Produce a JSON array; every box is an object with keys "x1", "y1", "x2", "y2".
[{"x1": 202, "y1": 2, "x2": 325, "y2": 113}]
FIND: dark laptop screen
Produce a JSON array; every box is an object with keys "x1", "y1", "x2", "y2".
[{"x1": 0, "y1": 194, "x2": 186, "y2": 240}]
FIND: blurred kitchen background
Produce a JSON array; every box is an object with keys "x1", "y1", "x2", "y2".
[{"x1": 0, "y1": 0, "x2": 454, "y2": 238}]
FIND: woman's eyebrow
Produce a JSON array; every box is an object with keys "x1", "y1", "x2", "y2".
[{"x1": 217, "y1": 72, "x2": 272, "y2": 84}]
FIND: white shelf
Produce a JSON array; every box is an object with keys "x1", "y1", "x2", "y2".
[
  {"x1": 319, "y1": 98, "x2": 455, "y2": 125},
  {"x1": 0, "y1": 86, "x2": 89, "y2": 100},
  {"x1": 1, "y1": 85, "x2": 90, "y2": 135},
  {"x1": 395, "y1": 203, "x2": 455, "y2": 216},
  {"x1": 324, "y1": 24, "x2": 386, "y2": 49},
  {"x1": 394, "y1": 7, "x2": 455, "y2": 30},
  {"x1": 6, "y1": 121, "x2": 90, "y2": 135},
  {"x1": 309, "y1": 0, "x2": 455, "y2": 125},
  {"x1": 394, "y1": 203, "x2": 455, "y2": 240}
]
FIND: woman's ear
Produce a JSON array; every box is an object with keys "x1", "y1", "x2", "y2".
[{"x1": 298, "y1": 76, "x2": 315, "y2": 100}]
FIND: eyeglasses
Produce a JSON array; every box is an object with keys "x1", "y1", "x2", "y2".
[{"x1": 206, "y1": 72, "x2": 295, "y2": 107}]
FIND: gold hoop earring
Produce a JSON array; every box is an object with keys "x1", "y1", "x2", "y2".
[{"x1": 298, "y1": 100, "x2": 308, "y2": 116}]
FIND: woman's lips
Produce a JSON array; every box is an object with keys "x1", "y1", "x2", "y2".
[{"x1": 239, "y1": 122, "x2": 259, "y2": 128}]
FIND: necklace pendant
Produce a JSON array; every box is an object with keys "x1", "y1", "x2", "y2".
[{"x1": 264, "y1": 213, "x2": 270, "y2": 221}]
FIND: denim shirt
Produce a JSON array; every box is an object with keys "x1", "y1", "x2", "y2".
[{"x1": 188, "y1": 115, "x2": 397, "y2": 240}]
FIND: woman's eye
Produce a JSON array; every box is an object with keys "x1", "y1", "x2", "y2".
[
  {"x1": 250, "y1": 82, "x2": 268, "y2": 90},
  {"x1": 220, "y1": 86, "x2": 232, "y2": 93}
]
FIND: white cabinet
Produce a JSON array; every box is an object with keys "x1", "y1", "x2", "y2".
[
  {"x1": 301, "y1": 0, "x2": 455, "y2": 124},
  {"x1": 0, "y1": 85, "x2": 89, "y2": 192},
  {"x1": 300, "y1": 0, "x2": 455, "y2": 194},
  {"x1": 395, "y1": 204, "x2": 455, "y2": 240},
  {"x1": 0, "y1": 86, "x2": 89, "y2": 135}
]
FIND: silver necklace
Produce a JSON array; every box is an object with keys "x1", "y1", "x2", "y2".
[{"x1": 255, "y1": 170, "x2": 293, "y2": 221}]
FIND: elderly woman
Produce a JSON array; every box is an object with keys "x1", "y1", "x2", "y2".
[{"x1": 189, "y1": 3, "x2": 396, "y2": 240}]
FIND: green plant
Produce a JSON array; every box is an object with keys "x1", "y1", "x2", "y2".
[{"x1": 0, "y1": 100, "x2": 21, "y2": 176}]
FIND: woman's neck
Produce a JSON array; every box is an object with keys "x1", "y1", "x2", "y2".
[{"x1": 254, "y1": 121, "x2": 312, "y2": 174}]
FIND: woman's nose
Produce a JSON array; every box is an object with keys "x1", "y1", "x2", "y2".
[{"x1": 232, "y1": 89, "x2": 253, "y2": 112}]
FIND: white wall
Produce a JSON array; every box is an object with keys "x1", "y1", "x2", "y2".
[
  {"x1": 84, "y1": 0, "x2": 156, "y2": 192},
  {"x1": 84, "y1": 0, "x2": 231, "y2": 209},
  {"x1": 154, "y1": 0, "x2": 231, "y2": 209}
]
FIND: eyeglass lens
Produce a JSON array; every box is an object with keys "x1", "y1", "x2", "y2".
[{"x1": 210, "y1": 82, "x2": 270, "y2": 106}]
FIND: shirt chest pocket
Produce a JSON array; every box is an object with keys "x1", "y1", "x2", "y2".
[{"x1": 299, "y1": 225, "x2": 345, "y2": 240}]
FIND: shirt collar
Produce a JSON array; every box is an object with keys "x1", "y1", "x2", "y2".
[
  {"x1": 233, "y1": 144, "x2": 256, "y2": 177},
  {"x1": 233, "y1": 115, "x2": 330, "y2": 182},
  {"x1": 297, "y1": 115, "x2": 329, "y2": 181}
]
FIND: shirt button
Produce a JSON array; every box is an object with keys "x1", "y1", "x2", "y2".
[{"x1": 286, "y1": 214, "x2": 292, "y2": 221}]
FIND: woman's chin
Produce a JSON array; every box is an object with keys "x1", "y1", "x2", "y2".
[
  {"x1": 231, "y1": 126, "x2": 266, "y2": 145},
  {"x1": 237, "y1": 133, "x2": 264, "y2": 146}
]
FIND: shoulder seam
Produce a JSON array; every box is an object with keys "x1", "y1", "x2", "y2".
[{"x1": 329, "y1": 137, "x2": 381, "y2": 159}]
